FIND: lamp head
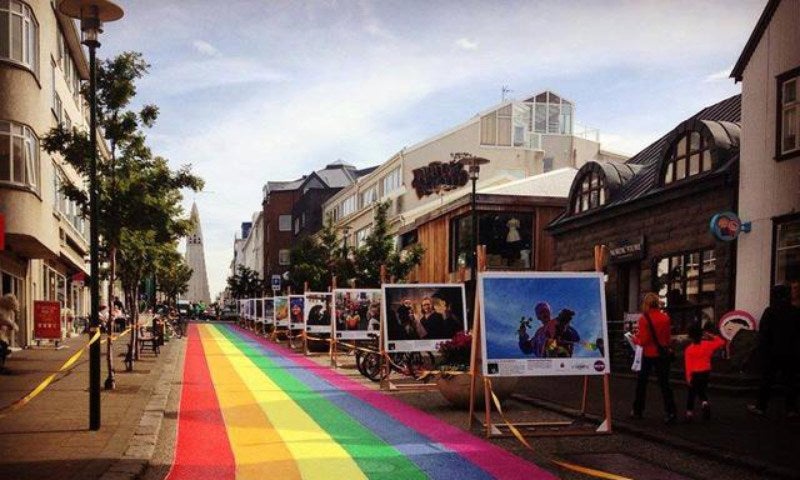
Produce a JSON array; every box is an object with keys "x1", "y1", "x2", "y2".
[{"x1": 58, "y1": 0, "x2": 124, "y2": 47}]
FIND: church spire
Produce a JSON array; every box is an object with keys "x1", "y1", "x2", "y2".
[{"x1": 185, "y1": 202, "x2": 211, "y2": 304}]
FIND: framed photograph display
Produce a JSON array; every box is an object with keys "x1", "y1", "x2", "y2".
[
  {"x1": 274, "y1": 296, "x2": 289, "y2": 328},
  {"x1": 289, "y1": 295, "x2": 305, "y2": 330},
  {"x1": 255, "y1": 298, "x2": 264, "y2": 324},
  {"x1": 479, "y1": 272, "x2": 610, "y2": 377},
  {"x1": 304, "y1": 292, "x2": 333, "y2": 334},
  {"x1": 263, "y1": 297, "x2": 275, "y2": 326},
  {"x1": 333, "y1": 289, "x2": 381, "y2": 340},
  {"x1": 382, "y1": 284, "x2": 467, "y2": 352}
]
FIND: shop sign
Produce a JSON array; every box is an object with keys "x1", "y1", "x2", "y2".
[
  {"x1": 608, "y1": 236, "x2": 645, "y2": 264},
  {"x1": 718, "y1": 310, "x2": 756, "y2": 341},
  {"x1": 709, "y1": 211, "x2": 751, "y2": 242},
  {"x1": 411, "y1": 160, "x2": 469, "y2": 198},
  {"x1": 34, "y1": 301, "x2": 62, "y2": 340}
]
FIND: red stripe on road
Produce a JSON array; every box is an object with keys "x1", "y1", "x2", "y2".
[{"x1": 167, "y1": 324, "x2": 235, "y2": 480}]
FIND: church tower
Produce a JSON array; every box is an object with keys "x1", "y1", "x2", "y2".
[{"x1": 185, "y1": 202, "x2": 211, "y2": 304}]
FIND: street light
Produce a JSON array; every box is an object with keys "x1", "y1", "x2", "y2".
[
  {"x1": 455, "y1": 153, "x2": 490, "y2": 286},
  {"x1": 57, "y1": 0, "x2": 124, "y2": 432}
]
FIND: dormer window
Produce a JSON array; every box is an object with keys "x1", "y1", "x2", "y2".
[
  {"x1": 663, "y1": 131, "x2": 712, "y2": 185},
  {"x1": 572, "y1": 170, "x2": 607, "y2": 214}
]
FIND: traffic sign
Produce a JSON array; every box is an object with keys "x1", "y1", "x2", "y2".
[{"x1": 271, "y1": 274, "x2": 281, "y2": 292}]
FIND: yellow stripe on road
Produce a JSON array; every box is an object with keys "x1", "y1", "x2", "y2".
[
  {"x1": 198, "y1": 325, "x2": 301, "y2": 480},
  {"x1": 203, "y1": 324, "x2": 368, "y2": 480}
]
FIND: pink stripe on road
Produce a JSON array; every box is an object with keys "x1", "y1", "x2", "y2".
[{"x1": 236, "y1": 327, "x2": 556, "y2": 480}]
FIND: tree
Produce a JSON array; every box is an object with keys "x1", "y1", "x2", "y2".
[
  {"x1": 42, "y1": 52, "x2": 203, "y2": 386},
  {"x1": 226, "y1": 265, "x2": 265, "y2": 299},
  {"x1": 352, "y1": 200, "x2": 423, "y2": 287},
  {"x1": 155, "y1": 248, "x2": 193, "y2": 306},
  {"x1": 288, "y1": 216, "x2": 355, "y2": 291}
]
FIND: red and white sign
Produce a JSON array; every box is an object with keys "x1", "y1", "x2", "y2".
[
  {"x1": 718, "y1": 310, "x2": 757, "y2": 341},
  {"x1": 34, "y1": 301, "x2": 62, "y2": 340}
]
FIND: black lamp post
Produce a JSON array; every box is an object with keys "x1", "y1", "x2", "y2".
[
  {"x1": 58, "y1": 0, "x2": 124, "y2": 431},
  {"x1": 456, "y1": 154, "x2": 490, "y2": 284}
]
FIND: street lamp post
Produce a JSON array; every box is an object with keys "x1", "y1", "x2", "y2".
[
  {"x1": 456, "y1": 154, "x2": 490, "y2": 285},
  {"x1": 57, "y1": 0, "x2": 124, "y2": 431}
]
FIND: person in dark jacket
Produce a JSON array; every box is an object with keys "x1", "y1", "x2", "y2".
[{"x1": 747, "y1": 284, "x2": 799, "y2": 418}]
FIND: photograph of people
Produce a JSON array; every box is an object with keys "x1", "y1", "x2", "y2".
[
  {"x1": 289, "y1": 296, "x2": 304, "y2": 329},
  {"x1": 304, "y1": 293, "x2": 332, "y2": 331},
  {"x1": 274, "y1": 297, "x2": 289, "y2": 327},
  {"x1": 333, "y1": 289, "x2": 381, "y2": 340},
  {"x1": 481, "y1": 272, "x2": 609, "y2": 377},
  {"x1": 382, "y1": 285, "x2": 466, "y2": 352}
]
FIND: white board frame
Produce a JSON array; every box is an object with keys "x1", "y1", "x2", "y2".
[{"x1": 333, "y1": 288, "x2": 382, "y2": 341}]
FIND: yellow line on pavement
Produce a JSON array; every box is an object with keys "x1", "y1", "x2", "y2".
[
  {"x1": 197, "y1": 325, "x2": 301, "y2": 480},
  {"x1": 551, "y1": 459, "x2": 634, "y2": 480},
  {"x1": 0, "y1": 330, "x2": 102, "y2": 417},
  {"x1": 203, "y1": 324, "x2": 368, "y2": 480}
]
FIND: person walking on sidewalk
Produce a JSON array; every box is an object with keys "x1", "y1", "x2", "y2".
[
  {"x1": 684, "y1": 323, "x2": 726, "y2": 421},
  {"x1": 631, "y1": 292, "x2": 677, "y2": 423},
  {"x1": 0, "y1": 294, "x2": 19, "y2": 372},
  {"x1": 747, "y1": 284, "x2": 799, "y2": 418}
]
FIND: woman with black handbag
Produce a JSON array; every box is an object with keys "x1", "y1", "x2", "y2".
[{"x1": 632, "y1": 292, "x2": 678, "y2": 424}]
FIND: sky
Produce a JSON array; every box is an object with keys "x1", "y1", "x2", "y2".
[{"x1": 97, "y1": 0, "x2": 765, "y2": 298}]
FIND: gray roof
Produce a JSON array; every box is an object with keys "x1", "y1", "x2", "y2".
[{"x1": 551, "y1": 94, "x2": 741, "y2": 228}]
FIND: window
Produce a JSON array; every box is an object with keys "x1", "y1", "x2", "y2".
[
  {"x1": 340, "y1": 195, "x2": 357, "y2": 217},
  {"x1": 663, "y1": 131, "x2": 712, "y2": 185},
  {"x1": 450, "y1": 213, "x2": 533, "y2": 271},
  {"x1": 0, "y1": 120, "x2": 40, "y2": 190},
  {"x1": 42, "y1": 264, "x2": 66, "y2": 307},
  {"x1": 278, "y1": 249, "x2": 291, "y2": 266},
  {"x1": 0, "y1": 0, "x2": 39, "y2": 74},
  {"x1": 293, "y1": 217, "x2": 300, "y2": 234},
  {"x1": 360, "y1": 184, "x2": 377, "y2": 208},
  {"x1": 382, "y1": 167, "x2": 402, "y2": 196},
  {"x1": 653, "y1": 249, "x2": 717, "y2": 334},
  {"x1": 53, "y1": 168, "x2": 87, "y2": 239},
  {"x1": 356, "y1": 225, "x2": 372, "y2": 248},
  {"x1": 480, "y1": 104, "x2": 512, "y2": 147},
  {"x1": 278, "y1": 214, "x2": 292, "y2": 231},
  {"x1": 571, "y1": 170, "x2": 607, "y2": 214},
  {"x1": 774, "y1": 215, "x2": 800, "y2": 285},
  {"x1": 778, "y1": 68, "x2": 800, "y2": 159}
]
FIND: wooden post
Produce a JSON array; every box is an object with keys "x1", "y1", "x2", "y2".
[{"x1": 468, "y1": 245, "x2": 487, "y2": 428}]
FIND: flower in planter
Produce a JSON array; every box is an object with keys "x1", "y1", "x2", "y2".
[{"x1": 437, "y1": 331, "x2": 472, "y2": 375}]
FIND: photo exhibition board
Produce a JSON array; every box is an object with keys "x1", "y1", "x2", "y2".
[
  {"x1": 382, "y1": 284, "x2": 467, "y2": 352},
  {"x1": 333, "y1": 289, "x2": 382, "y2": 340},
  {"x1": 304, "y1": 292, "x2": 333, "y2": 334},
  {"x1": 274, "y1": 296, "x2": 289, "y2": 327}
]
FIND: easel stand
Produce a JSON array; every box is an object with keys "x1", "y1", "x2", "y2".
[{"x1": 468, "y1": 245, "x2": 613, "y2": 439}]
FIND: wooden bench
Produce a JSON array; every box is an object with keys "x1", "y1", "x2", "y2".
[{"x1": 137, "y1": 327, "x2": 160, "y2": 355}]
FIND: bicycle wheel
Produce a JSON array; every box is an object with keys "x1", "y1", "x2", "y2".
[
  {"x1": 363, "y1": 352, "x2": 384, "y2": 382},
  {"x1": 355, "y1": 350, "x2": 367, "y2": 376}
]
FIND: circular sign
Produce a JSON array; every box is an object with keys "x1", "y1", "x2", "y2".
[
  {"x1": 710, "y1": 211, "x2": 742, "y2": 242},
  {"x1": 718, "y1": 310, "x2": 756, "y2": 341}
]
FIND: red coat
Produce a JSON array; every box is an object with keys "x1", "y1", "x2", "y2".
[
  {"x1": 684, "y1": 335, "x2": 726, "y2": 382},
  {"x1": 634, "y1": 309, "x2": 672, "y2": 358}
]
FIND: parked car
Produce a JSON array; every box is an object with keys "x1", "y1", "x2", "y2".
[
  {"x1": 176, "y1": 301, "x2": 191, "y2": 317},
  {"x1": 220, "y1": 307, "x2": 238, "y2": 322}
]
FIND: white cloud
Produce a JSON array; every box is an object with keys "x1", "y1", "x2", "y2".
[
  {"x1": 455, "y1": 38, "x2": 478, "y2": 51},
  {"x1": 101, "y1": 0, "x2": 761, "y2": 297},
  {"x1": 192, "y1": 39, "x2": 220, "y2": 57},
  {"x1": 704, "y1": 67, "x2": 733, "y2": 82}
]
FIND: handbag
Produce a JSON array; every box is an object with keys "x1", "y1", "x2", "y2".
[{"x1": 644, "y1": 312, "x2": 675, "y2": 362}]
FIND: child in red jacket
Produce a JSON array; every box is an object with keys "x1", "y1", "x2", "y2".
[{"x1": 684, "y1": 323, "x2": 726, "y2": 420}]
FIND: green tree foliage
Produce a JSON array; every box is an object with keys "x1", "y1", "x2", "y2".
[
  {"x1": 154, "y1": 245, "x2": 193, "y2": 306},
  {"x1": 352, "y1": 200, "x2": 424, "y2": 287},
  {"x1": 226, "y1": 265, "x2": 265, "y2": 299},
  {"x1": 288, "y1": 216, "x2": 355, "y2": 291}
]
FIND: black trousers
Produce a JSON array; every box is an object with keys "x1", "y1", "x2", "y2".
[
  {"x1": 633, "y1": 355, "x2": 676, "y2": 416},
  {"x1": 686, "y1": 371, "x2": 710, "y2": 410},
  {"x1": 757, "y1": 356, "x2": 798, "y2": 412}
]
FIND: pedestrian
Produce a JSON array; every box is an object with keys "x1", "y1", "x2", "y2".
[
  {"x1": 0, "y1": 294, "x2": 20, "y2": 372},
  {"x1": 747, "y1": 284, "x2": 799, "y2": 418},
  {"x1": 631, "y1": 292, "x2": 678, "y2": 423},
  {"x1": 684, "y1": 322, "x2": 725, "y2": 421}
]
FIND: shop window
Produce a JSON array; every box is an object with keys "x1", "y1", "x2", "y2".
[
  {"x1": 777, "y1": 68, "x2": 800, "y2": 159},
  {"x1": 663, "y1": 131, "x2": 713, "y2": 185},
  {"x1": 653, "y1": 249, "x2": 717, "y2": 334},
  {"x1": 774, "y1": 215, "x2": 800, "y2": 285},
  {"x1": 450, "y1": 213, "x2": 533, "y2": 271}
]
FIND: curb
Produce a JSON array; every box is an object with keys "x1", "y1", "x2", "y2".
[
  {"x1": 98, "y1": 340, "x2": 182, "y2": 480},
  {"x1": 511, "y1": 393, "x2": 798, "y2": 480}
]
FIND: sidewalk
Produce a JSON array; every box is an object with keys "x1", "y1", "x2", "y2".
[
  {"x1": 0, "y1": 332, "x2": 182, "y2": 480},
  {"x1": 513, "y1": 373, "x2": 800, "y2": 479}
]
